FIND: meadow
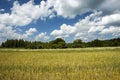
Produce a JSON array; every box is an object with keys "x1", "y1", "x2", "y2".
[{"x1": 0, "y1": 47, "x2": 120, "y2": 80}]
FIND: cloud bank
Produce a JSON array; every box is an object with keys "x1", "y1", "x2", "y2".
[{"x1": 0, "y1": 0, "x2": 120, "y2": 43}]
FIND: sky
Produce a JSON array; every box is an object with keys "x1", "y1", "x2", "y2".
[{"x1": 0, "y1": 0, "x2": 120, "y2": 43}]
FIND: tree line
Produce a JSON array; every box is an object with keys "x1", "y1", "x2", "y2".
[{"x1": 0, "y1": 38, "x2": 120, "y2": 49}]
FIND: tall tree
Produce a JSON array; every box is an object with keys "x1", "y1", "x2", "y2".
[
  {"x1": 49, "y1": 38, "x2": 66, "y2": 48},
  {"x1": 73, "y1": 39, "x2": 83, "y2": 48}
]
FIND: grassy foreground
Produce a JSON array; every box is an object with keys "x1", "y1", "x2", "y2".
[{"x1": 0, "y1": 47, "x2": 120, "y2": 80}]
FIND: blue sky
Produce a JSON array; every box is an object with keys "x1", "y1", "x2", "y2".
[{"x1": 0, "y1": 0, "x2": 120, "y2": 43}]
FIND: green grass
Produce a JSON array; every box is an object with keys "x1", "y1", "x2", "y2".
[{"x1": 0, "y1": 47, "x2": 120, "y2": 80}]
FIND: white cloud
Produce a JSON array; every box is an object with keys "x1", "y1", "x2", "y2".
[
  {"x1": 0, "y1": 25, "x2": 38, "y2": 43},
  {"x1": 75, "y1": 33, "x2": 84, "y2": 37},
  {"x1": 0, "y1": 13, "x2": 32, "y2": 26},
  {"x1": 0, "y1": 24, "x2": 21, "y2": 43},
  {"x1": 51, "y1": 30, "x2": 63, "y2": 36},
  {"x1": 53, "y1": 0, "x2": 83, "y2": 18},
  {"x1": 0, "y1": 0, "x2": 120, "y2": 27},
  {"x1": 60, "y1": 24, "x2": 76, "y2": 34},
  {"x1": 51, "y1": 0, "x2": 120, "y2": 18},
  {"x1": 51, "y1": 11, "x2": 102, "y2": 40},
  {"x1": 55, "y1": 35, "x2": 70, "y2": 39},
  {"x1": 25, "y1": 28, "x2": 37, "y2": 35},
  {"x1": 35, "y1": 32, "x2": 50, "y2": 41},
  {"x1": 51, "y1": 11, "x2": 120, "y2": 41},
  {"x1": 0, "y1": 9, "x2": 5, "y2": 12},
  {"x1": 100, "y1": 13, "x2": 120, "y2": 26},
  {"x1": 52, "y1": 0, "x2": 106, "y2": 18},
  {"x1": 51, "y1": 24, "x2": 76, "y2": 36},
  {"x1": 88, "y1": 26, "x2": 105, "y2": 33},
  {"x1": 0, "y1": 24, "x2": 20, "y2": 39},
  {"x1": 11, "y1": 0, "x2": 55, "y2": 20},
  {"x1": 0, "y1": 0, "x2": 120, "y2": 43},
  {"x1": 100, "y1": 26, "x2": 120, "y2": 35},
  {"x1": 0, "y1": 0, "x2": 54, "y2": 44},
  {"x1": 22, "y1": 28, "x2": 37, "y2": 39},
  {"x1": 0, "y1": 0, "x2": 54, "y2": 27}
]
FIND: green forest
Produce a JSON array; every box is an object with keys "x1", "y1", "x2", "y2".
[{"x1": 0, "y1": 38, "x2": 120, "y2": 49}]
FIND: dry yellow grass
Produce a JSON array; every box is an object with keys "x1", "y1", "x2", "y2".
[{"x1": 0, "y1": 47, "x2": 120, "y2": 80}]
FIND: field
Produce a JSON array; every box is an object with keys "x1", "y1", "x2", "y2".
[{"x1": 0, "y1": 47, "x2": 120, "y2": 80}]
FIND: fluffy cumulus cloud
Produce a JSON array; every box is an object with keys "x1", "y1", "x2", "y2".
[
  {"x1": 50, "y1": 24, "x2": 76, "y2": 38},
  {"x1": 0, "y1": 13, "x2": 32, "y2": 26},
  {"x1": 47, "y1": 0, "x2": 120, "y2": 18},
  {"x1": 0, "y1": 24, "x2": 21, "y2": 43},
  {"x1": 0, "y1": 0, "x2": 120, "y2": 43},
  {"x1": 0, "y1": 0, "x2": 52, "y2": 43},
  {"x1": 100, "y1": 13, "x2": 120, "y2": 26},
  {"x1": 100, "y1": 26, "x2": 120, "y2": 36},
  {"x1": 51, "y1": 11, "x2": 100, "y2": 40},
  {"x1": 22, "y1": 28, "x2": 37, "y2": 39},
  {"x1": 49, "y1": 0, "x2": 120, "y2": 41},
  {"x1": 0, "y1": 0, "x2": 54, "y2": 27},
  {"x1": 0, "y1": 26, "x2": 37, "y2": 43},
  {"x1": 52, "y1": 0, "x2": 104, "y2": 18},
  {"x1": 51, "y1": 11, "x2": 120, "y2": 41},
  {"x1": 35, "y1": 32, "x2": 50, "y2": 41}
]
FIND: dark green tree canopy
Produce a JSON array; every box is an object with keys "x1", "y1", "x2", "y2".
[
  {"x1": 49, "y1": 38, "x2": 65, "y2": 44},
  {"x1": 49, "y1": 38, "x2": 66, "y2": 48},
  {"x1": 73, "y1": 39, "x2": 83, "y2": 44},
  {"x1": 0, "y1": 38, "x2": 120, "y2": 49}
]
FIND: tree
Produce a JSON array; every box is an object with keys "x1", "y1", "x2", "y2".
[
  {"x1": 0, "y1": 38, "x2": 120, "y2": 49},
  {"x1": 72, "y1": 39, "x2": 84, "y2": 48},
  {"x1": 88, "y1": 39, "x2": 103, "y2": 47},
  {"x1": 49, "y1": 38, "x2": 67, "y2": 48}
]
